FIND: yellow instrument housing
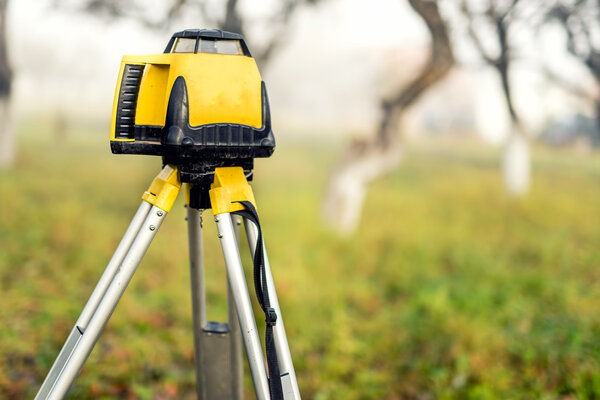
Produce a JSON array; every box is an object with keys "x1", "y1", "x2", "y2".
[
  {"x1": 110, "y1": 53, "x2": 263, "y2": 141},
  {"x1": 109, "y1": 29, "x2": 275, "y2": 185}
]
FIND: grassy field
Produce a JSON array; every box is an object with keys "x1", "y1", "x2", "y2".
[{"x1": 1, "y1": 126, "x2": 600, "y2": 399}]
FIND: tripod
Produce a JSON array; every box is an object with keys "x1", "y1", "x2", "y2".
[{"x1": 35, "y1": 165, "x2": 301, "y2": 400}]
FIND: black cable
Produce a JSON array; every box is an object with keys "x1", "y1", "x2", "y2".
[{"x1": 233, "y1": 201, "x2": 284, "y2": 400}]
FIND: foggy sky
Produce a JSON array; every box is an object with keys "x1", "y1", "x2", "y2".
[{"x1": 8, "y1": 0, "x2": 594, "y2": 144}]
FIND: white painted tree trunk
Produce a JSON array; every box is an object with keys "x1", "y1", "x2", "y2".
[
  {"x1": 322, "y1": 143, "x2": 402, "y2": 234},
  {"x1": 0, "y1": 96, "x2": 13, "y2": 169},
  {"x1": 502, "y1": 132, "x2": 530, "y2": 197}
]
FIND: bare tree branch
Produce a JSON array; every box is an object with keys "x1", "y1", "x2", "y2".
[
  {"x1": 460, "y1": 0, "x2": 496, "y2": 64},
  {"x1": 221, "y1": 0, "x2": 243, "y2": 34},
  {"x1": 543, "y1": 66, "x2": 596, "y2": 100},
  {"x1": 164, "y1": 0, "x2": 188, "y2": 26},
  {"x1": 56, "y1": 0, "x2": 324, "y2": 68},
  {"x1": 499, "y1": 0, "x2": 522, "y2": 21},
  {"x1": 253, "y1": 0, "x2": 300, "y2": 66},
  {"x1": 321, "y1": 0, "x2": 457, "y2": 233},
  {"x1": 376, "y1": 0, "x2": 455, "y2": 146},
  {"x1": 458, "y1": 0, "x2": 522, "y2": 127},
  {"x1": 545, "y1": 0, "x2": 600, "y2": 145},
  {"x1": 55, "y1": 0, "x2": 192, "y2": 30}
]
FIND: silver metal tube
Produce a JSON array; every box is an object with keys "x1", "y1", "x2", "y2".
[
  {"x1": 39, "y1": 205, "x2": 168, "y2": 400},
  {"x1": 187, "y1": 206, "x2": 207, "y2": 399},
  {"x1": 227, "y1": 280, "x2": 244, "y2": 400},
  {"x1": 77, "y1": 201, "x2": 152, "y2": 327},
  {"x1": 36, "y1": 201, "x2": 152, "y2": 400},
  {"x1": 215, "y1": 213, "x2": 270, "y2": 400},
  {"x1": 245, "y1": 219, "x2": 302, "y2": 400},
  {"x1": 229, "y1": 214, "x2": 244, "y2": 400}
]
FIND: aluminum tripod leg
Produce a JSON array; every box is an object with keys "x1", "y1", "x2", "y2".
[
  {"x1": 35, "y1": 203, "x2": 168, "y2": 400},
  {"x1": 229, "y1": 215, "x2": 245, "y2": 398},
  {"x1": 215, "y1": 212, "x2": 271, "y2": 400},
  {"x1": 36, "y1": 201, "x2": 151, "y2": 399},
  {"x1": 187, "y1": 207, "x2": 243, "y2": 400},
  {"x1": 244, "y1": 219, "x2": 302, "y2": 400}
]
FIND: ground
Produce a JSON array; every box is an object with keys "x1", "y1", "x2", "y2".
[{"x1": 1, "y1": 126, "x2": 599, "y2": 399}]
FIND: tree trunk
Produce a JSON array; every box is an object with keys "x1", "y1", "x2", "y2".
[
  {"x1": 0, "y1": 0, "x2": 12, "y2": 169},
  {"x1": 496, "y1": 48, "x2": 530, "y2": 197},
  {"x1": 0, "y1": 96, "x2": 12, "y2": 168},
  {"x1": 221, "y1": 0, "x2": 243, "y2": 36},
  {"x1": 594, "y1": 100, "x2": 600, "y2": 147},
  {"x1": 322, "y1": 140, "x2": 402, "y2": 234},
  {"x1": 321, "y1": 0, "x2": 454, "y2": 234},
  {"x1": 502, "y1": 127, "x2": 530, "y2": 197}
]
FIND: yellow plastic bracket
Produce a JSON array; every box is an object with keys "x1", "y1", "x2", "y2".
[
  {"x1": 209, "y1": 167, "x2": 256, "y2": 215},
  {"x1": 142, "y1": 164, "x2": 181, "y2": 212}
]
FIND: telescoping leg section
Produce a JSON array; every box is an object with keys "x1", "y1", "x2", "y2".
[
  {"x1": 35, "y1": 165, "x2": 181, "y2": 400},
  {"x1": 35, "y1": 165, "x2": 300, "y2": 400}
]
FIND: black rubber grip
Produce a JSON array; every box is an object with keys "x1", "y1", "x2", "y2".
[{"x1": 114, "y1": 64, "x2": 144, "y2": 139}]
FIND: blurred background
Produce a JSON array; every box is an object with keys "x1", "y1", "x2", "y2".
[{"x1": 1, "y1": 0, "x2": 599, "y2": 398}]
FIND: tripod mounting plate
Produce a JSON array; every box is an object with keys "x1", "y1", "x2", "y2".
[{"x1": 164, "y1": 156, "x2": 254, "y2": 186}]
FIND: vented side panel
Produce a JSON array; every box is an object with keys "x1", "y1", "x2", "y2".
[{"x1": 114, "y1": 64, "x2": 144, "y2": 140}]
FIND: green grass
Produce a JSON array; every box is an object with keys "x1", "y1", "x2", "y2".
[{"x1": 1, "y1": 126, "x2": 600, "y2": 399}]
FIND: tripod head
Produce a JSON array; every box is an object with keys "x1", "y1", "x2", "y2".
[{"x1": 109, "y1": 29, "x2": 275, "y2": 184}]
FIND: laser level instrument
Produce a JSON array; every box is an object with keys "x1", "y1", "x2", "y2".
[{"x1": 35, "y1": 29, "x2": 300, "y2": 400}]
